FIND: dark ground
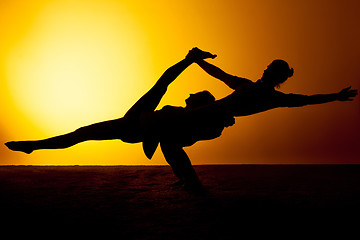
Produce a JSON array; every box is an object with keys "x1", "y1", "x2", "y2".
[{"x1": 0, "y1": 165, "x2": 359, "y2": 238}]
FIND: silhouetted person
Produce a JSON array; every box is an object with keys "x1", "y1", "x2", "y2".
[
  {"x1": 195, "y1": 58, "x2": 357, "y2": 117},
  {"x1": 5, "y1": 47, "x2": 358, "y2": 190},
  {"x1": 158, "y1": 52, "x2": 357, "y2": 188},
  {"x1": 156, "y1": 51, "x2": 357, "y2": 188},
  {"x1": 5, "y1": 48, "x2": 231, "y2": 190}
]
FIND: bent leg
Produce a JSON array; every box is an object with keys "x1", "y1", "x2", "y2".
[{"x1": 160, "y1": 142, "x2": 202, "y2": 190}]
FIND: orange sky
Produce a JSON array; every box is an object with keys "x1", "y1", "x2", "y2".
[{"x1": 0, "y1": 0, "x2": 359, "y2": 165}]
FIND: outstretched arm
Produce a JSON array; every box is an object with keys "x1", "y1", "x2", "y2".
[
  {"x1": 281, "y1": 86, "x2": 358, "y2": 107},
  {"x1": 196, "y1": 59, "x2": 252, "y2": 90}
]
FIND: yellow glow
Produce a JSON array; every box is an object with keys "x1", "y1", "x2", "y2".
[
  {"x1": 1, "y1": 0, "x2": 359, "y2": 165},
  {"x1": 6, "y1": 0, "x2": 152, "y2": 133},
  {"x1": 1, "y1": 0, "x2": 157, "y2": 165}
]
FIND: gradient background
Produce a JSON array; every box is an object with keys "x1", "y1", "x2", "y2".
[{"x1": 0, "y1": 0, "x2": 359, "y2": 165}]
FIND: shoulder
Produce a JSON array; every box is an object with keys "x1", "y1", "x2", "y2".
[
  {"x1": 232, "y1": 79, "x2": 256, "y2": 92},
  {"x1": 235, "y1": 76, "x2": 253, "y2": 84},
  {"x1": 162, "y1": 105, "x2": 183, "y2": 109},
  {"x1": 271, "y1": 91, "x2": 308, "y2": 107},
  {"x1": 273, "y1": 91, "x2": 304, "y2": 98},
  {"x1": 271, "y1": 90, "x2": 300, "y2": 100},
  {"x1": 159, "y1": 105, "x2": 185, "y2": 113},
  {"x1": 272, "y1": 90, "x2": 287, "y2": 96}
]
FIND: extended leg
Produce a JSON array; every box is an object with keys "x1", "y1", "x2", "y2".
[
  {"x1": 124, "y1": 58, "x2": 193, "y2": 117},
  {"x1": 125, "y1": 48, "x2": 217, "y2": 117},
  {"x1": 5, "y1": 117, "x2": 137, "y2": 154},
  {"x1": 5, "y1": 48, "x2": 216, "y2": 155},
  {"x1": 5, "y1": 56, "x2": 194, "y2": 154},
  {"x1": 127, "y1": 49, "x2": 216, "y2": 159}
]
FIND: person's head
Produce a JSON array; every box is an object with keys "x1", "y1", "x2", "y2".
[
  {"x1": 261, "y1": 59, "x2": 294, "y2": 88},
  {"x1": 185, "y1": 90, "x2": 215, "y2": 108}
]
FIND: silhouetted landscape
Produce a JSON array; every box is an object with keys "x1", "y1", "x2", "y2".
[{"x1": 1, "y1": 165, "x2": 359, "y2": 238}]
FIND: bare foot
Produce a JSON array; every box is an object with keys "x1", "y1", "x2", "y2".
[
  {"x1": 167, "y1": 179, "x2": 184, "y2": 187},
  {"x1": 5, "y1": 141, "x2": 34, "y2": 154}
]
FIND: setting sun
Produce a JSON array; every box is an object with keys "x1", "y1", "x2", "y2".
[
  {"x1": 1, "y1": 0, "x2": 359, "y2": 165},
  {"x1": 6, "y1": 0, "x2": 152, "y2": 133},
  {"x1": 1, "y1": 0, "x2": 157, "y2": 165},
  {"x1": 1, "y1": 1, "x2": 360, "y2": 234}
]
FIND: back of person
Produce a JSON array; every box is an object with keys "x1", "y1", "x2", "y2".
[
  {"x1": 140, "y1": 103, "x2": 234, "y2": 147},
  {"x1": 219, "y1": 80, "x2": 287, "y2": 116}
]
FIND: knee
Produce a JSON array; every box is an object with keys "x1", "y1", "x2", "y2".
[
  {"x1": 72, "y1": 126, "x2": 92, "y2": 141},
  {"x1": 150, "y1": 83, "x2": 167, "y2": 95},
  {"x1": 74, "y1": 126, "x2": 87, "y2": 135}
]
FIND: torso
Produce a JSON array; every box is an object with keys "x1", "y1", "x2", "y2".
[
  {"x1": 140, "y1": 104, "x2": 234, "y2": 147},
  {"x1": 218, "y1": 80, "x2": 286, "y2": 116}
]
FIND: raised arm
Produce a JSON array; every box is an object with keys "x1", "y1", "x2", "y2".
[
  {"x1": 196, "y1": 59, "x2": 251, "y2": 90},
  {"x1": 125, "y1": 48, "x2": 216, "y2": 117}
]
